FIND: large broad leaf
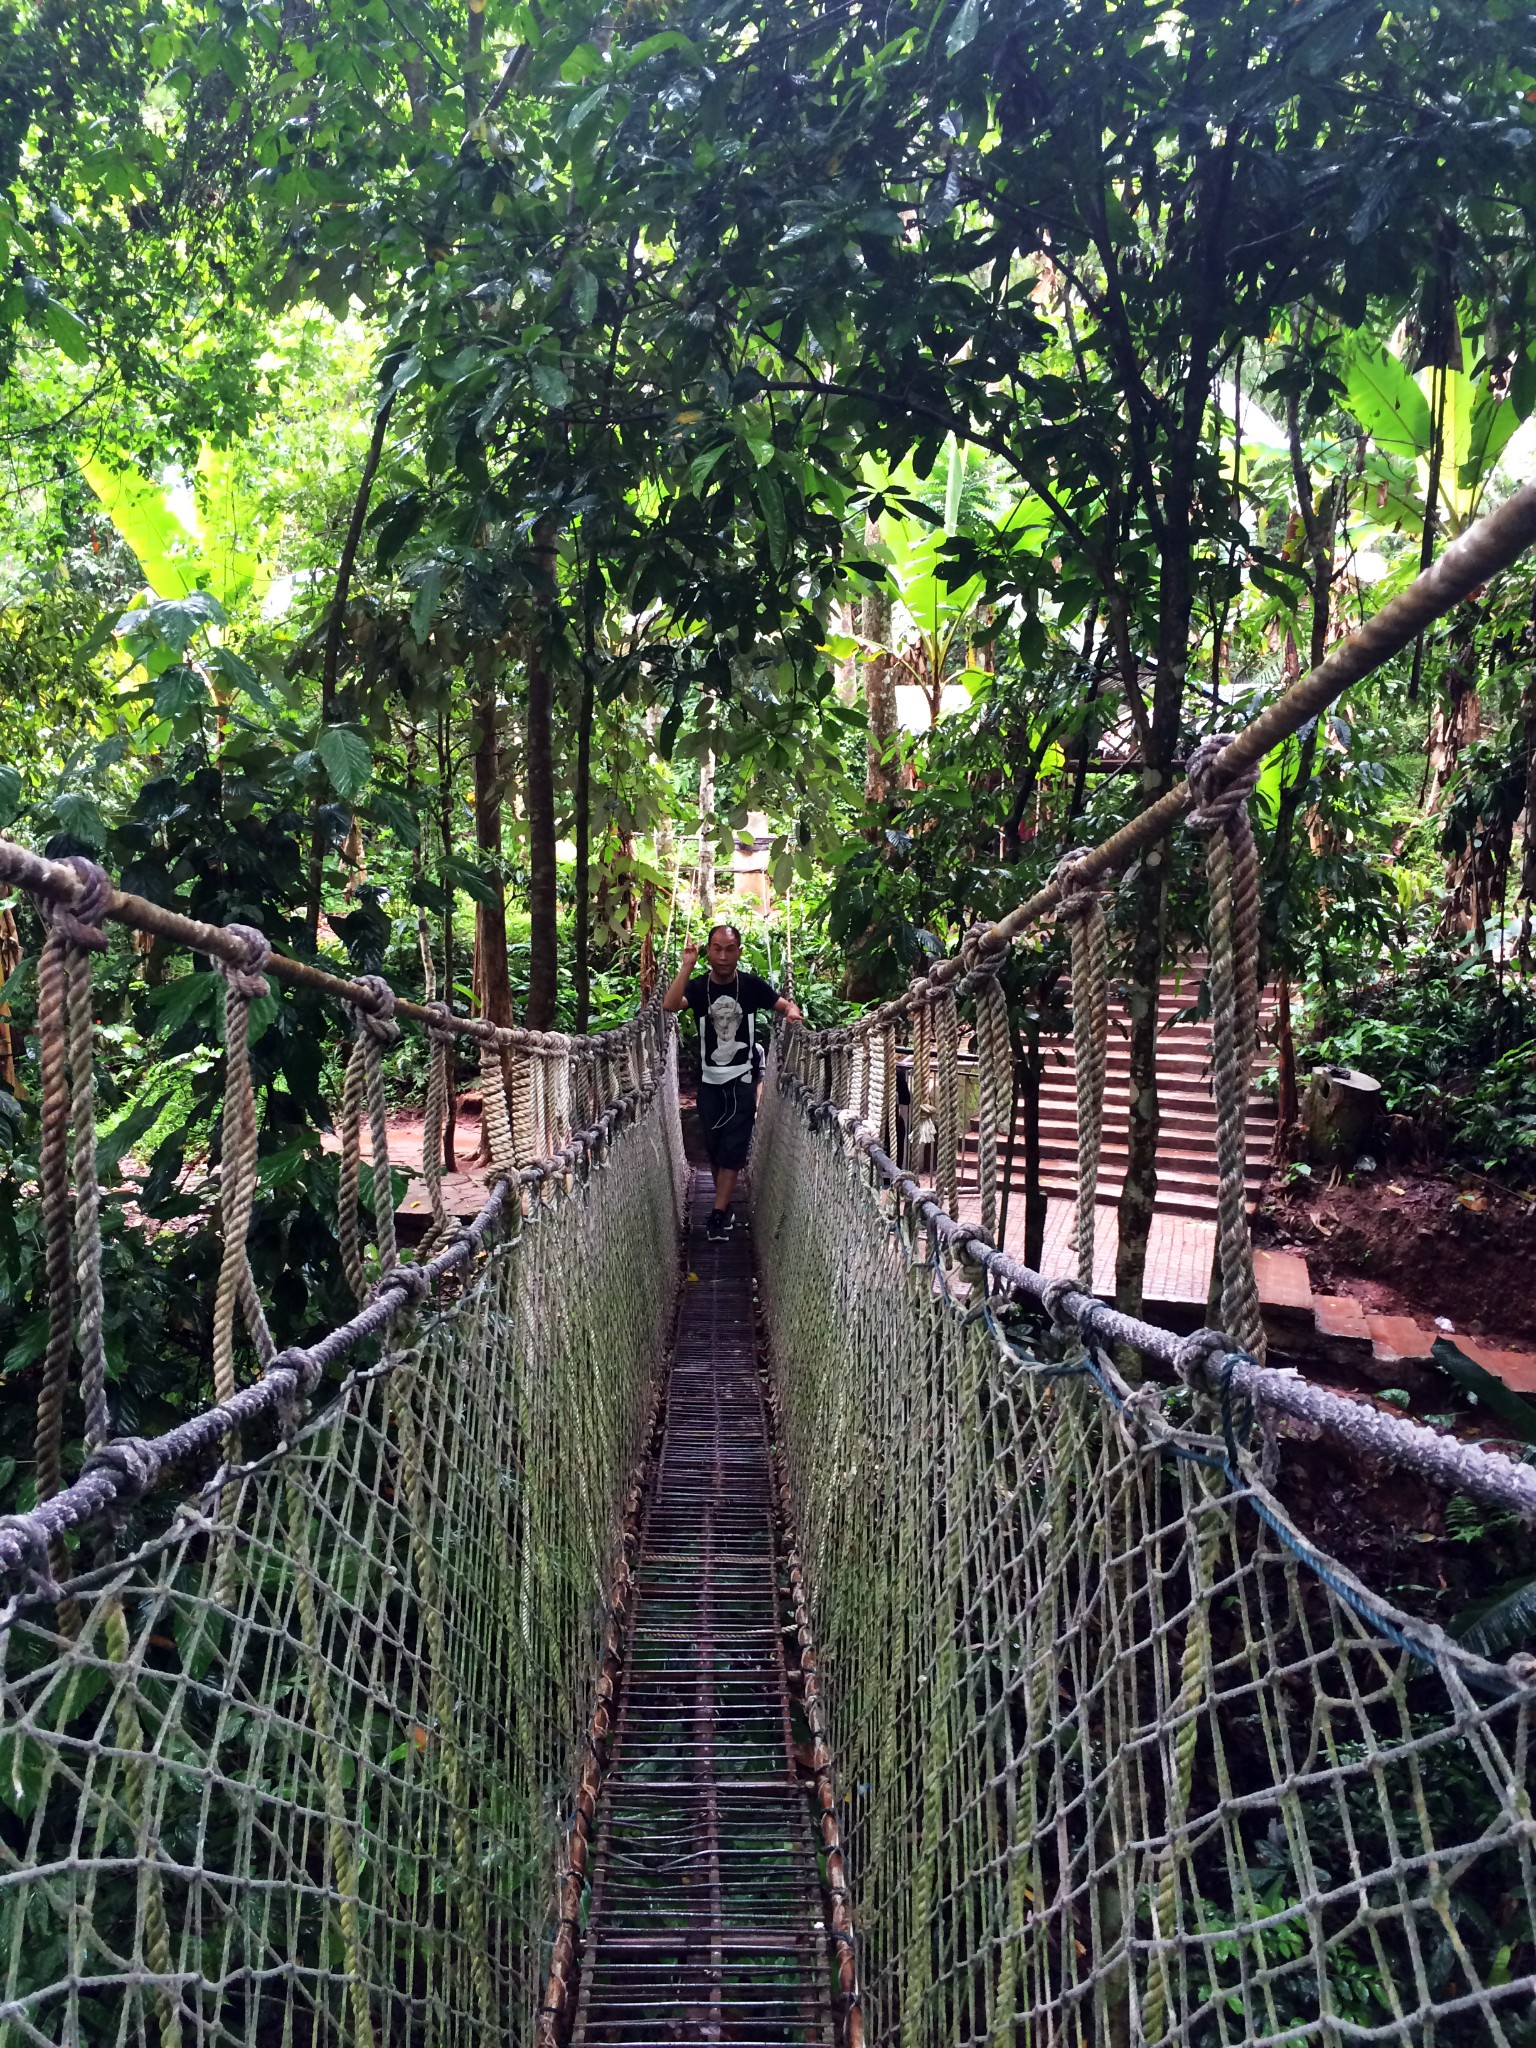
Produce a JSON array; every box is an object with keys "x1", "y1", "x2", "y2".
[
  {"x1": 118, "y1": 591, "x2": 225, "y2": 654},
  {"x1": 208, "y1": 645, "x2": 272, "y2": 709},
  {"x1": 317, "y1": 725, "x2": 372, "y2": 800},
  {"x1": 1341, "y1": 342, "x2": 1432, "y2": 463},
  {"x1": 144, "y1": 972, "x2": 219, "y2": 1037},
  {"x1": 152, "y1": 664, "x2": 209, "y2": 720},
  {"x1": 42, "y1": 298, "x2": 91, "y2": 364},
  {"x1": 1431, "y1": 1337, "x2": 1536, "y2": 1445},
  {"x1": 946, "y1": 0, "x2": 982, "y2": 57},
  {"x1": 755, "y1": 472, "x2": 787, "y2": 570},
  {"x1": 440, "y1": 856, "x2": 504, "y2": 910},
  {"x1": 195, "y1": 441, "x2": 270, "y2": 605},
  {"x1": 1449, "y1": 1574, "x2": 1536, "y2": 1659},
  {"x1": 1458, "y1": 384, "x2": 1520, "y2": 497},
  {"x1": 0, "y1": 764, "x2": 20, "y2": 829},
  {"x1": 79, "y1": 455, "x2": 203, "y2": 599},
  {"x1": 52, "y1": 790, "x2": 105, "y2": 846}
]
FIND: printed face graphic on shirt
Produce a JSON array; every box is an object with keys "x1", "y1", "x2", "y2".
[{"x1": 709, "y1": 993, "x2": 745, "y2": 1065}]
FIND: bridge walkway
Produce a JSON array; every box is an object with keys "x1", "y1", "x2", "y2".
[{"x1": 569, "y1": 1171, "x2": 835, "y2": 2047}]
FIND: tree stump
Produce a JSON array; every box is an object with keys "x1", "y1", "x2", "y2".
[{"x1": 1302, "y1": 1064, "x2": 1382, "y2": 1164}]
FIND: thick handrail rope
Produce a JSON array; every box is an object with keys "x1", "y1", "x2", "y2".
[
  {"x1": 0, "y1": 1073, "x2": 662, "y2": 1603},
  {"x1": 0, "y1": 833, "x2": 642, "y2": 1061},
  {"x1": 817, "y1": 478, "x2": 1536, "y2": 1026},
  {"x1": 793, "y1": 1084, "x2": 1536, "y2": 1525}
]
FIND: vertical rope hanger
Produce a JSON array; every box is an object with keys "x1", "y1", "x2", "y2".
[
  {"x1": 419, "y1": 1001, "x2": 459, "y2": 1255},
  {"x1": 29, "y1": 856, "x2": 112, "y2": 1599},
  {"x1": 338, "y1": 973, "x2": 403, "y2": 1305},
  {"x1": 1054, "y1": 850, "x2": 1110, "y2": 1296},
  {"x1": 932, "y1": 987, "x2": 961, "y2": 1218},
  {"x1": 962, "y1": 930, "x2": 1013, "y2": 1245},
  {"x1": 1186, "y1": 736, "x2": 1266, "y2": 1362}
]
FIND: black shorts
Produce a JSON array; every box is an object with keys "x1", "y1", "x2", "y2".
[{"x1": 698, "y1": 1078, "x2": 757, "y2": 1170}]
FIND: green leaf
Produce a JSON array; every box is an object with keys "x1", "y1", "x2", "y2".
[
  {"x1": 145, "y1": 971, "x2": 219, "y2": 1037},
  {"x1": 368, "y1": 786, "x2": 421, "y2": 848},
  {"x1": 0, "y1": 955, "x2": 34, "y2": 1009},
  {"x1": 119, "y1": 590, "x2": 225, "y2": 654},
  {"x1": 688, "y1": 441, "x2": 731, "y2": 492},
  {"x1": 97, "y1": 1091, "x2": 174, "y2": 1179},
  {"x1": 52, "y1": 791, "x2": 105, "y2": 846},
  {"x1": 1431, "y1": 1338, "x2": 1536, "y2": 1446},
  {"x1": 531, "y1": 361, "x2": 571, "y2": 410},
  {"x1": 624, "y1": 29, "x2": 703, "y2": 66},
  {"x1": 317, "y1": 725, "x2": 372, "y2": 800},
  {"x1": 152, "y1": 664, "x2": 208, "y2": 719},
  {"x1": 1448, "y1": 1573, "x2": 1536, "y2": 1659},
  {"x1": 0, "y1": 764, "x2": 20, "y2": 829},
  {"x1": 208, "y1": 645, "x2": 271, "y2": 708},
  {"x1": 756, "y1": 472, "x2": 787, "y2": 570},
  {"x1": 81, "y1": 455, "x2": 204, "y2": 601},
  {"x1": 2, "y1": 1311, "x2": 49, "y2": 1380},
  {"x1": 410, "y1": 565, "x2": 444, "y2": 641},
  {"x1": 570, "y1": 265, "x2": 598, "y2": 327},
  {"x1": 946, "y1": 0, "x2": 982, "y2": 58},
  {"x1": 1341, "y1": 341, "x2": 1432, "y2": 462},
  {"x1": 1460, "y1": 386, "x2": 1519, "y2": 491},
  {"x1": 440, "y1": 856, "x2": 503, "y2": 909},
  {"x1": 41, "y1": 298, "x2": 90, "y2": 363}
]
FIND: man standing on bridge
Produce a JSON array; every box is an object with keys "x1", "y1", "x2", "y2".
[{"x1": 664, "y1": 924, "x2": 803, "y2": 1239}]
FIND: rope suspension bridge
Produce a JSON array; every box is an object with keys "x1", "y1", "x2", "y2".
[{"x1": 2, "y1": 486, "x2": 1536, "y2": 2047}]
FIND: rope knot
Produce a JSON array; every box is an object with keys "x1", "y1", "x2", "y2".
[
  {"x1": 1052, "y1": 848, "x2": 1101, "y2": 924},
  {"x1": 37, "y1": 854, "x2": 113, "y2": 951},
  {"x1": 1174, "y1": 1326, "x2": 1233, "y2": 1389},
  {"x1": 268, "y1": 1344, "x2": 325, "y2": 1396},
  {"x1": 80, "y1": 1434, "x2": 161, "y2": 1507},
  {"x1": 423, "y1": 999, "x2": 457, "y2": 1042},
  {"x1": 1041, "y1": 1276, "x2": 1079, "y2": 1327},
  {"x1": 378, "y1": 1261, "x2": 433, "y2": 1306},
  {"x1": 1185, "y1": 734, "x2": 1260, "y2": 836},
  {"x1": 0, "y1": 1513, "x2": 63, "y2": 1598},
  {"x1": 219, "y1": 923, "x2": 272, "y2": 1000},
  {"x1": 960, "y1": 924, "x2": 1003, "y2": 980},
  {"x1": 354, "y1": 973, "x2": 401, "y2": 1047},
  {"x1": 908, "y1": 976, "x2": 932, "y2": 1008}
]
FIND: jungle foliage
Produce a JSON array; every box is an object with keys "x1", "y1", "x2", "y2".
[{"x1": 3, "y1": 0, "x2": 1536, "y2": 1506}]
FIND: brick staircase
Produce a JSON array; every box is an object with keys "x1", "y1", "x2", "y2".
[{"x1": 962, "y1": 962, "x2": 1277, "y2": 1224}]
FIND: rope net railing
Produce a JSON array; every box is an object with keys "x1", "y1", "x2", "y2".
[
  {"x1": 750, "y1": 485, "x2": 1536, "y2": 2043},
  {"x1": 751, "y1": 1064, "x2": 1536, "y2": 2047},
  {"x1": 0, "y1": 841, "x2": 688, "y2": 2045}
]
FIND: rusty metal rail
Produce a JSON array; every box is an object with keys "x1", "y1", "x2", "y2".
[{"x1": 568, "y1": 1173, "x2": 838, "y2": 2047}]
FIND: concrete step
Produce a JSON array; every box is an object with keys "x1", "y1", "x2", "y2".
[
  {"x1": 1309, "y1": 1294, "x2": 1376, "y2": 1372},
  {"x1": 1254, "y1": 1249, "x2": 1315, "y2": 1345}
]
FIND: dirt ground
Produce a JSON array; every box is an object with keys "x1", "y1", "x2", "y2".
[{"x1": 1257, "y1": 1167, "x2": 1536, "y2": 1347}]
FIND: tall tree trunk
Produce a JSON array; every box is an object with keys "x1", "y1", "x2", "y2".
[
  {"x1": 696, "y1": 736, "x2": 716, "y2": 918},
  {"x1": 1114, "y1": 498, "x2": 1192, "y2": 1325},
  {"x1": 1017, "y1": 1021, "x2": 1047, "y2": 1272},
  {"x1": 1264, "y1": 405, "x2": 1337, "y2": 975},
  {"x1": 305, "y1": 390, "x2": 396, "y2": 948},
  {"x1": 1519, "y1": 654, "x2": 1536, "y2": 930},
  {"x1": 572, "y1": 652, "x2": 596, "y2": 1034},
  {"x1": 862, "y1": 519, "x2": 899, "y2": 803},
  {"x1": 523, "y1": 517, "x2": 561, "y2": 1031},
  {"x1": 472, "y1": 657, "x2": 515, "y2": 1161}
]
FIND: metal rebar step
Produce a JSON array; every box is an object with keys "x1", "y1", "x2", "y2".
[{"x1": 571, "y1": 1173, "x2": 835, "y2": 2048}]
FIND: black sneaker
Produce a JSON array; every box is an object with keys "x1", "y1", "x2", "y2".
[{"x1": 706, "y1": 1209, "x2": 732, "y2": 1241}]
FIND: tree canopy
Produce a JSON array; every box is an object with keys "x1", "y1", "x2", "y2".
[{"x1": 3, "y1": 0, "x2": 1536, "y2": 1375}]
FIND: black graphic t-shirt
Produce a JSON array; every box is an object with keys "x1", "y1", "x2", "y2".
[{"x1": 685, "y1": 971, "x2": 781, "y2": 1086}]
